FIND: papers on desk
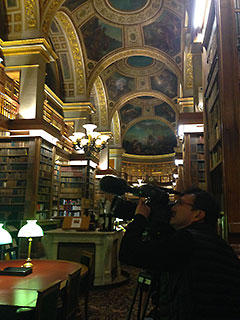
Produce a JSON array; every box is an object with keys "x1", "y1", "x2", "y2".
[{"x1": 0, "y1": 267, "x2": 32, "y2": 276}]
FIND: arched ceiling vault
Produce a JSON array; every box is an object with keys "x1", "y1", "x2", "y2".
[{"x1": 2, "y1": 0, "x2": 189, "y2": 158}]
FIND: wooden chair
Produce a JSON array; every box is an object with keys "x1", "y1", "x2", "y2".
[
  {"x1": 61, "y1": 267, "x2": 81, "y2": 320},
  {"x1": 16, "y1": 279, "x2": 61, "y2": 320},
  {"x1": 78, "y1": 251, "x2": 94, "y2": 320}
]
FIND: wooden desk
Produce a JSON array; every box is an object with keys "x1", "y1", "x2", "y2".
[{"x1": 0, "y1": 259, "x2": 87, "y2": 309}]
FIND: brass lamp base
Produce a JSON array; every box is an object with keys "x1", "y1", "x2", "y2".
[{"x1": 23, "y1": 258, "x2": 33, "y2": 268}]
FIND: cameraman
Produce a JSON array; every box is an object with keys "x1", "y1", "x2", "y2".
[{"x1": 119, "y1": 188, "x2": 240, "y2": 320}]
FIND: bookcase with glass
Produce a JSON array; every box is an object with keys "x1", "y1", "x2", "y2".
[{"x1": 58, "y1": 162, "x2": 95, "y2": 218}]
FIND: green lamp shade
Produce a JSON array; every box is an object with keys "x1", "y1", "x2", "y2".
[
  {"x1": 18, "y1": 220, "x2": 44, "y2": 238},
  {"x1": 0, "y1": 223, "x2": 13, "y2": 245}
]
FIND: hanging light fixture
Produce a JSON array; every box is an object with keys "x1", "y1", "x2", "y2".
[{"x1": 69, "y1": 123, "x2": 111, "y2": 156}]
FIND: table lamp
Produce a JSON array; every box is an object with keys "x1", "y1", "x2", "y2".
[
  {"x1": 17, "y1": 220, "x2": 44, "y2": 268},
  {"x1": 0, "y1": 223, "x2": 12, "y2": 260}
]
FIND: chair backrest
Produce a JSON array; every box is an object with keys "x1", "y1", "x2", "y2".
[
  {"x1": 79, "y1": 251, "x2": 94, "y2": 288},
  {"x1": 35, "y1": 279, "x2": 61, "y2": 320},
  {"x1": 62, "y1": 267, "x2": 81, "y2": 320}
]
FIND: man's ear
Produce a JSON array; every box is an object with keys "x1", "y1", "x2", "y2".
[{"x1": 192, "y1": 210, "x2": 205, "y2": 222}]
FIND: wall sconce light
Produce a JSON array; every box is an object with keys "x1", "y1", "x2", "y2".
[
  {"x1": 69, "y1": 123, "x2": 111, "y2": 157},
  {"x1": 17, "y1": 220, "x2": 44, "y2": 268}
]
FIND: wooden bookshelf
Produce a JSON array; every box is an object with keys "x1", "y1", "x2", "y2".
[
  {"x1": 57, "y1": 162, "x2": 95, "y2": 218},
  {"x1": 202, "y1": 0, "x2": 240, "y2": 239},
  {"x1": 0, "y1": 136, "x2": 57, "y2": 220}
]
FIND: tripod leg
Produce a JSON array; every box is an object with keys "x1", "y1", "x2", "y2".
[
  {"x1": 127, "y1": 282, "x2": 140, "y2": 320},
  {"x1": 140, "y1": 285, "x2": 152, "y2": 320}
]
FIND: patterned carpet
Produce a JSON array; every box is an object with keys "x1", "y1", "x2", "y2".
[{"x1": 77, "y1": 265, "x2": 151, "y2": 320}]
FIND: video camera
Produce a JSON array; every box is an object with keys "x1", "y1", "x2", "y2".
[{"x1": 99, "y1": 175, "x2": 183, "y2": 223}]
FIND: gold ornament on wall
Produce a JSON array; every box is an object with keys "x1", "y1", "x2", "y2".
[
  {"x1": 95, "y1": 77, "x2": 108, "y2": 127},
  {"x1": 56, "y1": 11, "x2": 85, "y2": 95},
  {"x1": 25, "y1": 0, "x2": 37, "y2": 29}
]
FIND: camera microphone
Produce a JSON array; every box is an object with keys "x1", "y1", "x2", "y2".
[{"x1": 99, "y1": 175, "x2": 137, "y2": 196}]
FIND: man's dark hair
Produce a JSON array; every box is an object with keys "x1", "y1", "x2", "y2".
[{"x1": 184, "y1": 188, "x2": 221, "y2": 228}]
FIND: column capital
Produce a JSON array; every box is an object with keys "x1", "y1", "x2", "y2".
[{"x1": 0, "y1": 38, "x2": 57, "y2": 64}]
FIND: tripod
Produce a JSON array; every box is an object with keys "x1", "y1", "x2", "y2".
[{"x1": 127, "y1": 271, "x2": 153, "y2": 320}]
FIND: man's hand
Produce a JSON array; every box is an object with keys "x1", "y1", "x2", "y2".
[{"x1": 135, "y1": 198, "x2": 151, "y2": 218}]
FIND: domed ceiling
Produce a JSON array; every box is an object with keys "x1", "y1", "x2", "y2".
[{"x1": 2, "y1": 0, "x2": 188, "y2": 158}]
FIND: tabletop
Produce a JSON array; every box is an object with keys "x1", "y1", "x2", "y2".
[{"x1": 0, "y1": 259, "x2": 88, "y2": 308}]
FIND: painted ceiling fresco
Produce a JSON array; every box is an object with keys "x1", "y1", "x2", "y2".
[
  {"x1": 123, "y1": 120, "x2": 177, "y2": 156},
  {"x1": 46, "y1": 0, "x2": 185, "y2": 156}
]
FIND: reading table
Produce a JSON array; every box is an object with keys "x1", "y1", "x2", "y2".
[{"x1": 0, "y1": 259, "x2": 87, "y2": 313}]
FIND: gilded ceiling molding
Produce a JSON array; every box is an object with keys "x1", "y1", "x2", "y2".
[
  {"x1": 110, "y1": 91, "x2": 179, "y2": 120},
  {"x1": 1, "y1": 38, "x2": 57, "y2": 63},
  {"x1": 24, "y1": 0, "x2": 38, "y2": 29},
  {"x1": 186, "y1": 52, "x2": 193, "y2": 89},
  {"x1": 95, "y1": 77, "x2": 108, "y2": 127},
  {"x1": 87, "y1": 48, "x2": 182, "y2": 94},
  {"x1": 122, "y1": 152, "x2": 176, "y2": 161},
  {"x1": 112, "y1": 111, "x2": 121, "y2": 145},
  {"x1": 116, "y1": 58, "x2": 165, "y2": 77},
  {"x1": 56, "y1": 11, "x2": 85, "y2": 95},
  {"x1": 72, "y1": 2, "x2": 95, "y2": 28},
  {"x1": 165, "y1": 0, "x2": 185, "y2": 18},
  {"x1": 93, "y1": 0, "x2": 163, "y2": 25},
  {"x1": 41, "y1": 0, "x2": 64, "y2": 35}
]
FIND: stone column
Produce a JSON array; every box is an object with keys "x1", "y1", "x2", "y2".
[
  {"x1": 2, "y1": 39, "x2": 57, "y2": 119},
  {"x1": 109, "y1": 148, "x2": 125, "y2": 175}
]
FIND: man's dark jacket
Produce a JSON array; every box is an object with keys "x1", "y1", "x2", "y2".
[{"x1": 119, "y1": 215, "x2": 240, "y2": 320}]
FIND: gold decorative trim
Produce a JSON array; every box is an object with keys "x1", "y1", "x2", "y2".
[
  {"x1": 113, "y1": 111, "x2": 120, "y2": 144},
  {"x1": 56, "y1": 11, "x2": 85, "y2": 95},
  {"x1": 110, "y1": 90, "x2": 179, "y2": 120},
  {"x1": 5, "y1": 65, "x2": 40, "y2": 69},
  {"x1": 122, "y1": 152, "x2": 176, "y2": 160},
  {"x1": 42, "y1": 0, "x2": 63, "y2": 34},
  {"x1": 95, "y1": 77, "x2": 108, "y2": 127},
  {"x1": 0, "y1": 38, "x2": 57, "y2": 61},
  {"x1": 93, "y1": 0, "x2": 163, "y2": 25},
  {"x1": 24, "y1": 0, "x2": 37, "y2": 29},
  {"x1": 186, "y1": 52, "x2": 193, "y2": 89},
  {"x1": 87, "y1": 47, "x2": 182, "y2": 94},
  {"x1": 45, "y1": 85, "x2": 95, "y2": 112}
]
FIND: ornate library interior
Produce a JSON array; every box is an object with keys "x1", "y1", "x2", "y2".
[{"x1": 0, "y1": 0, "x2": 240, "y2": 318}]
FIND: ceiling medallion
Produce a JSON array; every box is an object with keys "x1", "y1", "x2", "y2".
[
  {"x1": 107, "y1": 0, "x2": 148, "y2": 12},
  {"x1": 93, "y1": 0, "x2": 163, "y2": 25}
]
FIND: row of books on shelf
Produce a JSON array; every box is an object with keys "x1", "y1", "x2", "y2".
[
  {"x1": 59, "y1": 205, "x2": 81, "y2": 211},
  {"x1": 0, "y1": 180, "x2": 26, "y2": 187},
  {"x1": 208, "y1": 100, "x2": 220, "y2": 128},
  {"x1": 206, "y1": 81, "x2": 219, "y2": 112},
  {"x1": 40, "y1": 148, "x2": 52, "y2": 158},
  {"x1": 39, "y1": 177, "x2": 51, "y2": 186},
  {"x1": 0, "y1": 141, "x2": 29, "y2": 147},
  {"x1": 58, "y1": 211, "x2": 81, "y2": 217},
  {"x1": 38, "y1": 186, "x2": 51, "y2": 194},
  {"x1": 0, "y1": 148, "x2": 28, "y2": 155},
  {"x1": 0, "y1": 163, "x2": 28, "y2": 170},
  {"x1": 0, "y1": 172, "x2": 27, "y2": 179},
  {"x1": 0, "y1": 197, "x2": 25, "y2": 204},
  {"x1": 0, "y1": 189, "x2": 25, "y2": 195},
  {"x1": 208, "y1": 125, "x2": 221, "y2": 150},
  {"x1": 60, "y1": 171, "x2": 86, "y2": 178},
  {"x1": 60, "y1": 198, "x2": 81, "y2": 205},
  {"x1": 38, "y1": 194, "x2": 50, "y2": 201},
  {"x1": 40, "y1": 163, "x2": 52, "y2": 172},
  {"x1": 210, "y1": 144, "x2": 222, "y2": 169},
  {"x1": 0, "y1": 156, "x2": 28, "y2": 163},
  {"x1": 39, "y1": 170, "x2": 51, "y2": 179}
]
